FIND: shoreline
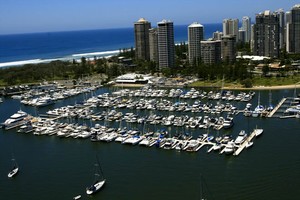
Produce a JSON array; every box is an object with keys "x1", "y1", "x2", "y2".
[
  {"x1": 114, "y1": 83, "x2": 300, "y2": 90},
  {"x1": 222, "y1": 84, "x2": 300, "y2": 91}
]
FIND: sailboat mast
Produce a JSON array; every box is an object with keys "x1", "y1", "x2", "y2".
[{"x1": 96, "y1": 156, "x2": 105, "y2": 178}]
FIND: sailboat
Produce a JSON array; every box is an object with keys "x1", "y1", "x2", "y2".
[
  {"x1": 86, "y1": 157, "x2": 106, "y2": 195},
  {"x1": 8, "y1": 157, "x2": 19, "y2": 178},
  {"x1": 252, "y1": 92, "x2": 264, "y2": 117}
]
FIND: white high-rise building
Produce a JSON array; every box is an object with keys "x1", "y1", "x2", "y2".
[
  {"x1": 242, "y1": 16, "x2": 251, "y2": 43},
  {"x1": 157, "y1": 20, "x2": 175, "y2": 68},
  {"x1": 188, "y1": 22, "x2": 204, "y2": 65},
  {"x1": 212, "y1": 31, "x2": 223, "y2": 41}
]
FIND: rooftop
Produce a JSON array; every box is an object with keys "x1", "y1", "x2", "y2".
[
  {"x1": 137, "y1": 18, "x2": 148, "y2": 23},
  {"x1": 188, "y1": 22, "x2": 203, "y2": 28}
]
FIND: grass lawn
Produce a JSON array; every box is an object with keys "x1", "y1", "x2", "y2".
[
  {"x1": 188, "y1": 80, "x2": 243, "y2": 88},
  {"x1": 253, "y1": 76, "x2": 300, "y2": 86}
]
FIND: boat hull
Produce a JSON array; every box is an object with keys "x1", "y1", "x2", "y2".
[
  {"x1": 86, "y1": 179, "x2": 106, "y2": 195},
  {"x1": 8, "y1": 167, "x2": 19, "y2": 178}
]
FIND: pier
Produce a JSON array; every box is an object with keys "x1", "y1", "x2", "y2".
[
  {"x1": 267, "y1": 98, "x2": 287, "y2": 118},
  {"x1": 233, "y1": 129, "x2": 257, "y2": 156}
]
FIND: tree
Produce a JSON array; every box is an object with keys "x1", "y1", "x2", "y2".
[
  {"x1": 262, "y1": 65, "x2": 270, "y2": 77},
  {"x1": 241, "y1": 78, "x2": 253, "y2": 88}
]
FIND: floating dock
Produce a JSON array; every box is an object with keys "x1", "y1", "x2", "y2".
[
  {"x1": 233, "y1": 129, "x2": 257, "y2": 156},
  {"x1": 267, "y1": 98, "x2": 287, "y2": 118}
]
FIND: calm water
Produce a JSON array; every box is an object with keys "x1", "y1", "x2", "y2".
[{"x1": 0, "y1": 87, "x2": 300, "y2": 200}]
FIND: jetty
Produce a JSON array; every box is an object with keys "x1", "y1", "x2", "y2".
[
  {"x1": 267, "y1": 98, "x2": 287, "y2": 118},
  {"x1": 233, "y1": 129, "x2": 257, "y2": 156}
]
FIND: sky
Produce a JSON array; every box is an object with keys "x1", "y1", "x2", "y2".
[{"x1": 0, "y1": 0, "x2": 299, "y2": 35}]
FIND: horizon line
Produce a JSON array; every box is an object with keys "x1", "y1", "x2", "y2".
[{"x1": 0, "y1": 22, "x2": 223, "y2": 36}]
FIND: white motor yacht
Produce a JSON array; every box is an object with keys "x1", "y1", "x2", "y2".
[
  {"x1": 224, "y1": 141, "x2": 235, "y2": 155},
  {"x1": 254, "y1": 128, "x2": 263, "y2": 137},
  {"x1": 2, "y1": 110, "x2": 29, "y2": 130},
  {"x1": 234, "y1": 130, "x2": 247, "y2": 145}
]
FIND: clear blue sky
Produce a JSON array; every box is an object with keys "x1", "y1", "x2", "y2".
[{"x1": 0, "y1": 0, "x2": 299, "y2": 34}]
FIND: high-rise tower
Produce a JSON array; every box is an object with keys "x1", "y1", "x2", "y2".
[
  {"x1": 276, "y1": 9, "x2": 285, "y2": 49},
  {"x1": 157, "y1": 20, "x2": 175, "y2": 68},
  {"x1": 223, "y1": 19, "x2": 239, "y2": 41},
  {"x1": 134, "y1": 18, "x2": 151, "y2": 60},
  {"x1": 242, "y1": 16, "x2": 251, "y2": 43},
  {"x1": 200, "y1": 40, "x2": 221, "y2": 64},
  {"x1": 222, "y1": 35, "x2": 236, "y2": 63},
  {"x1": 287, "y1": 4, "x2": 300, "y2": 53},
  {"x1": 188, "y1": 22, "x2": 204, "y2": 65},
  {"x1": 253, "y1": 10, "x2": 280, "y2": 58},
  {"x1": 149, "y1": 28, "x2": 159, "y2": 64}
]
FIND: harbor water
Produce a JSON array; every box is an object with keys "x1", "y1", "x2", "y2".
[{"x1": 0, "y1": 87, "x2": 300, "y2": 200}]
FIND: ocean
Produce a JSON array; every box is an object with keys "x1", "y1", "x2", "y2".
[
  {"x1": 0, "y1": 24, "x2": 222, "y2": 67},
  {"x1": 0, "y1": 87, "x2": 300, "y2": 200}
]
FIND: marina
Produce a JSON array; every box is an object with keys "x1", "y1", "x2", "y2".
[
  {"x1": 1, "y1": 86, "x2": 300, "y2": 200},
  {"x1": 1, "y1": 86, "x2": 300, "y2": 156}
]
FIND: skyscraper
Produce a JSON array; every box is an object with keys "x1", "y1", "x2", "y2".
[
  {"x1": 222, "y1": 35, "x2": 236, "y2": 63},
  {"x1": 250, "y1": 24, "x2": 255, "y2": 52},
  {"x1": 253, "y1": 10, "x2": 280, "y2": 58},
  {"x1": 200, "y1": 40, "x2": 221, "y2": 64},
  {"x1": 212, "y1": 31, "x2": 223, "y2": 41},
  {"x1": 276, "y1": 9, "x2": 285, "y2": 49},
  {"x1": 149, "y1": 28, "x2": 158, "y2": 64},
  {"x1": 286, "y1": 11, "x2": 292, "y2": 52},
  {"x1": 287, "y1": 4, "x2": 300, "y2": 53},
  {"x1": 286, "y1": 11, "x2": 292, "y2": 24},
  {"x1": 188, "y1": 22, "x2": 204, "y2": 65},
  {"x1": 134, "y1": 18, "x2": 151, "y2": 61},
  {"x1": 157, "y1": 20, "x2": 175, "y2": 68},
  {"x1": 242, "y1": 16, "x2": 251, "y2": 43},
  {"x1": 238, "y1": 29, "x2": 246, "y2": 44},
  {"x1": 223, "y1": 19, "x2": 239, "y2": 41}
]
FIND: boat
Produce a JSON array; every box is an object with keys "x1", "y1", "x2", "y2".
[
  {"x1": 213, "y1": 143, "x2": 222, "y2": 151},
  {"x1": 223, "y1": 141, "x2": 235, "y2": 155},
  {"x1": 163, "y1": 138, "x2": 178, "y2": 149},
  {"x1": 8, "y1": 157, "x2": 19, "y2": 178},
  {"x1": 122, "y1": 135, "x2": 144, "y2": 145},
  {"x1": 254, "y1": 128, "x2": 263, "y2": 137},
  {"x1": 184, "y1": 139, "x2": 200, "y2": 152},
  {"x1": 86, "y1": 157, "x2": 106, "y2": 195},
  {"x1": 234, "y1": 130, "x2": 247, "y2": 145},
  {"x1": 35, "y1": 96, "x2": 55, "y2": 107},
  {"x1": 223, "y1": 117, "x2": 234, "y2": 129},
  {"x1": 252, "y1": 92, "x2": 264, "y2": 117},
  {"x1": 2, "y1": 110, "x2": 29, "y2": 130},
  {"x1": 245, "y1": 140, "x2": 254, "y2": 149},
  {"x1": 17, "y1": 122, "x2": 34, "y2": 133},
  {"x1": 73, "y1": 195, "x2": 81, "y2": 200}
]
